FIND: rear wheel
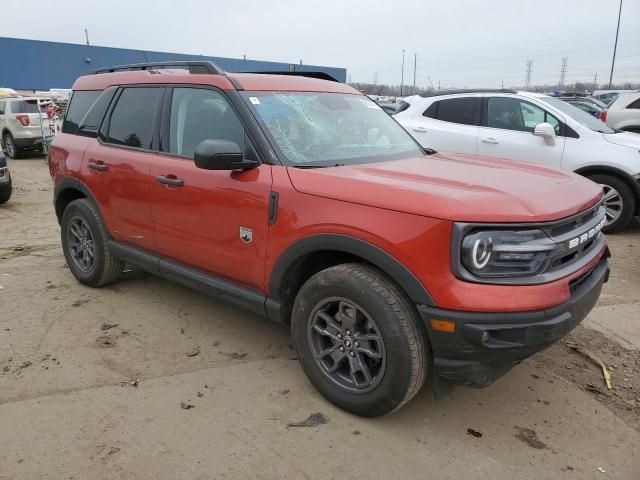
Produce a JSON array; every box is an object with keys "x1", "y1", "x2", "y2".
[
  {"x1": 292, "y1": 263, "x2": 428, "y2": 417},
  {"x1": 2, "y1": 132, "x2": 19, "y2": 159},
  {"x1": 61, "y1": 199, "x2": 123, "y2": 287},
  {"x1": 588, "y1": 173, "x2": 636, "y2": 233}
]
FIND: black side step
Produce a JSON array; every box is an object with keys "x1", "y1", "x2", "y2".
[{"x1": 107, "y1": 241, "x2": 268, "y2": 317}]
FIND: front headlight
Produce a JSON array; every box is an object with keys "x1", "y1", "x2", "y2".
[{"x1": 460, "y1": 229, "x2": 555, "y2": 278}]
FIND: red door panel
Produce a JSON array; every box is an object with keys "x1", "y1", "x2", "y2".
[
  {"x1": 83, "y1": 142, "x2": 156, "y2": 251},
  {"x1": 150, "y1": 158, "x2": 272, "y2": 291}
]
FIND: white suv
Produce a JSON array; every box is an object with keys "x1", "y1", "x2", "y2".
[
  {"x1": 395, "y1": 90, "x2": 640, "y2": 232},
  {"x1": 0, "y1": 97, "x2": 52, "y2": 158},
  {"x1": 603, "y1": 91, "x2": 640, "y2": 133}
]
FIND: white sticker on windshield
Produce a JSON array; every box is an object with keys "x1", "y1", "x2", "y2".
[{"x1": 249, "y1": 97, "x2": 261, "y2": 105}]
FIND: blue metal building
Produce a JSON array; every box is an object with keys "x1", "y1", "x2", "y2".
[{"x1": 0, "y1": 37, "x2": 347, "y2": 90}]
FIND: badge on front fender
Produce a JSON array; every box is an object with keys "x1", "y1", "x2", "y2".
[{"x1": 240, "y1": 227, "x2": 253, "y2": 243}]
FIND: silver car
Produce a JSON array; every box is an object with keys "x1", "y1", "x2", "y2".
[{"x1": 0, "y1": 97, "x2": 53, "y2": 158}]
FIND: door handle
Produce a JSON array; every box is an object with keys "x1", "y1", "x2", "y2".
[
  {"x1": 88, "y1": 160, "x2": 108, "y2": 172},
  {"x1": 412, "y1": 126, "x2": 428, "y2": 132},
  {"x1": 156, "y1": 175, "x2": 184, "y2": 187},
  {"x1": 481, "y1": 138, "x2": 499, "y2": 144}
]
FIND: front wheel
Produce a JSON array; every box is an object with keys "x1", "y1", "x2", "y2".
[
  {"x1": 0, "y1": 178, "x2": 11, "y2": 204},
  {"x1": 292, "y1": 263, "x2": 428, "y2": 417},
  {"x1": 588, "y1": 174, "x2": 636, "y2": 233}
]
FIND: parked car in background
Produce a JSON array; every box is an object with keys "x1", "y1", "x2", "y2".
[
  {"x1": 0, "y1": 97, "x2": 52, "y2": 158},
  {"x1": 592, "y1": 89, "x2": 631, "y2": 107},
  {"x1": 395, "y1": 89, "x2": 640, "y2": 232},
  {"x1": 602, "y1": 91, "x2": 640, "y2": 133},
  {"x1": 0, "y1": 151, "x2": 11, "y2": 204},
  {"x1": 377, "y1": 101, "x2": 401, "y2": 114},
  {"x1": 48, "y1": 62, "x2": 610, "y2": 417},
  {"x1": 559, "y1": 97, "x2": 604, "y2": 119}
]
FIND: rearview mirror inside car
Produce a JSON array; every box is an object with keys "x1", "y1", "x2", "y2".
[
  {"x1": 194, "y1": 139, "x2": 259, "y2": 171},
  {"x1": 532, "y1": 122, "x2": 556, "y2": 145}
]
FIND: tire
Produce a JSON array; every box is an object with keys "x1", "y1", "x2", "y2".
[
  {"x1": 2, "y1": 132, "x2": 20, "y2": 159},
  {"x1": 292, "y1": 263, "x2": 428, "y2": 417},
  {"x1": 0, "y1": 178, "x2": 11, "y2": 204},
  {"x1": 588, "y1": 174, "x2": 636, "y2": 233},
  {"x1": 60, "y1": 199, "x2": 123, "y2": 287}
]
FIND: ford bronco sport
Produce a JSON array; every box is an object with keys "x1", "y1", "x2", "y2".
[{"x1": 48, "y1": 62, "x2": 610, "y2": 417}]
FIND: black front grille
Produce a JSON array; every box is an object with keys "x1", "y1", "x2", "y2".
[{"x1": 569, "y1": 264, "x2": 597, "y2": 293}]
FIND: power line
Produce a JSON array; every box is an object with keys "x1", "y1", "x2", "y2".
[
  {"x1": 525, "y1": 60, "x2": 533, "y2": 90},
  {"x1": 559, "y1": 57, "x2": 568, "y2": 88},
  {"x1": 400, "y1": 49, "x2": 406, "y2": 97},
  {"x1": 609, "y1": 0, "x2": 623, "y2": 88},
  {"x1": 413, "y1": 53, "x2": 417, "y2": 92}
]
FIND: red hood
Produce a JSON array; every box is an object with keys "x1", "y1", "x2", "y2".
[{"x1": 286, "y1": 153, "x2": 603, "y2": 222}]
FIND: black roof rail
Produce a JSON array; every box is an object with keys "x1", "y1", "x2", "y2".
[
  {"x1": 91, "y1": 61, "x2": 224, "y2": 75},
  {"x1": 419, "y1": 88, "x2": 517, "y2": 97},
  {"x1": 242, "y1": 71, "x2": 340, "y2": 82}
]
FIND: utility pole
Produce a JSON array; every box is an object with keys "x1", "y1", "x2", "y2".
[
  {"x1": 400, "y1": 49, "x2": 406, "y2": 97},
  {"x1": 525, "y1": 60, "x2": 533, "y2": 90},
  {"x1": 84, "y1": 28, "x2": 90, "y2": 45},
  {"x1": 559, "y1": 57, "x2": 568, "y2": 89},
  {"x1": 501, "y1": 80, "x2": 504, "y2": 89},
  {"x1": 373, "y1": 73, "x2": 378, "y2": 85},
  {"x1": 609, "y1": 0, "x2": 623, "y2": 88},
  {"x1": 413, "y1": 53, "x2": 417, "y2": 93},
  {"x1": 593, "y1": 72, "x2": 598, "y2": 91}
]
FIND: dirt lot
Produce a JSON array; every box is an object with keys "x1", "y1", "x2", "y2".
[{"x1": 1, "y1": 157, "x2": 639, "y2": 480}]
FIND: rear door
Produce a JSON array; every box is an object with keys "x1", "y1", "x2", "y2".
[
  {"x1": 477, "y1": 96, "x2": 565, "y2": 168},
  {"x1": 408, "y1": 96, "x2": 481, "y2": 154},
  {"x1": 149, "y1": 86, "x2": 272, "y2": 291},
  {"x1": 83, "y1": 86, "x2": 163, "y2": 251}
]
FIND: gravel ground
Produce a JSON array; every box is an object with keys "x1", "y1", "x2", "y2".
[{"x1": 0, "y1": 156, "x2": 638, "y2": 480}]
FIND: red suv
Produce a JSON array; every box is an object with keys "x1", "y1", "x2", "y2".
[{"x1": 49, "y1": 62, "x2": 610, "y2": 416}]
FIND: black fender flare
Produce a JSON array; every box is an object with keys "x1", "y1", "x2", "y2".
[
  {"x1": 267, "y1": 234, "x2": 435, "y2": 319},
  {"x1": 53, "y1": 176, "x2": 105, "y2": 225}
]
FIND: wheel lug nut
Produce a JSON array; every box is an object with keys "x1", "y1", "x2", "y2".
[
  {"x1": 349, "y1": 351, "x2": 355, "y2": 357},
  {"x1": 346, "y1": 330, "x2": 351, "y2": 336},
  {"x1": 337, "y1": 333, "x2": 343, "y2": 340},
  {"x1": 339, "y1": 346, "x2": 345, "y2": 353},
  {"x1": 354, "y1": 341, "x2": 359, "y2": 348}
]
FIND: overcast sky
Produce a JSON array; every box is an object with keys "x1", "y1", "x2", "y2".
[{"x1": 3, "y1": 0, "x2": 639, "y2": 88}]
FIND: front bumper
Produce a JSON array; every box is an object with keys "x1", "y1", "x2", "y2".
[{"x1": 418, "y1": 257, "x2": 610, "y2": 388}]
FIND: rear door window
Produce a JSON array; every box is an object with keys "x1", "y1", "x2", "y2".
[
  {"x1": 426, "y1": 97, "x2": 481, "y2": 126},
  {"x1": 0, "y1": 101, "x2": 5, "y2": 115},
  {"x1": 63, "y1": 91, "x2": 101, "y2": 134},
  {"x1": 106, "y1": 88, "x2": 163, "y2": 149}
]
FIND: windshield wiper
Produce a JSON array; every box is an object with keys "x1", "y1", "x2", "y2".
[
  {"x1": 422, "y1": 147, "x2": 437, "y2": 155},
  {"x1": 292, "y1": 163, "x2": 345, "y2": 169}
]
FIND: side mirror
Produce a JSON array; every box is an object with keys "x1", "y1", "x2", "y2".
[
  {"x1": 532, "y1": 122, "x2": 556, "y2": 145},
  {"x1": 194, "y1": 139, "x2": 259, "y2": 171}
]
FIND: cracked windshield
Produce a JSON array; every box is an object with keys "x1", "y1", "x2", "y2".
[{"x1": 244, "y1": 92, "x2": 421, "y2": 166}]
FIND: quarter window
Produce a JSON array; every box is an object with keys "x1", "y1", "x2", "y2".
[
  {"x1": 0, "y1": 101, "x2": 5, "y2": 115},
  {"x1": 627, "y1": 98, "x2": 640, "y2": 109},
  {"x1": 168, "y1": 88, "x2": 245, "y2": 158},
  {"x1": 487, "y1": 97, "x2": 560, "y2": 134},
  {"x1": 62, "y1": 91, "x2": 101, "y2": 134},
  {"x1": 424, "y1": 97, "x2": 481, "y2": 126},
  {"x1": 106, "y1": 88, "x2": 162, "y2": 149}
]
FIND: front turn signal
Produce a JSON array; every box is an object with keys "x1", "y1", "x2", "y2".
[{"x1": 430, "y1": 319, "x2": 456, "y2": 333}]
